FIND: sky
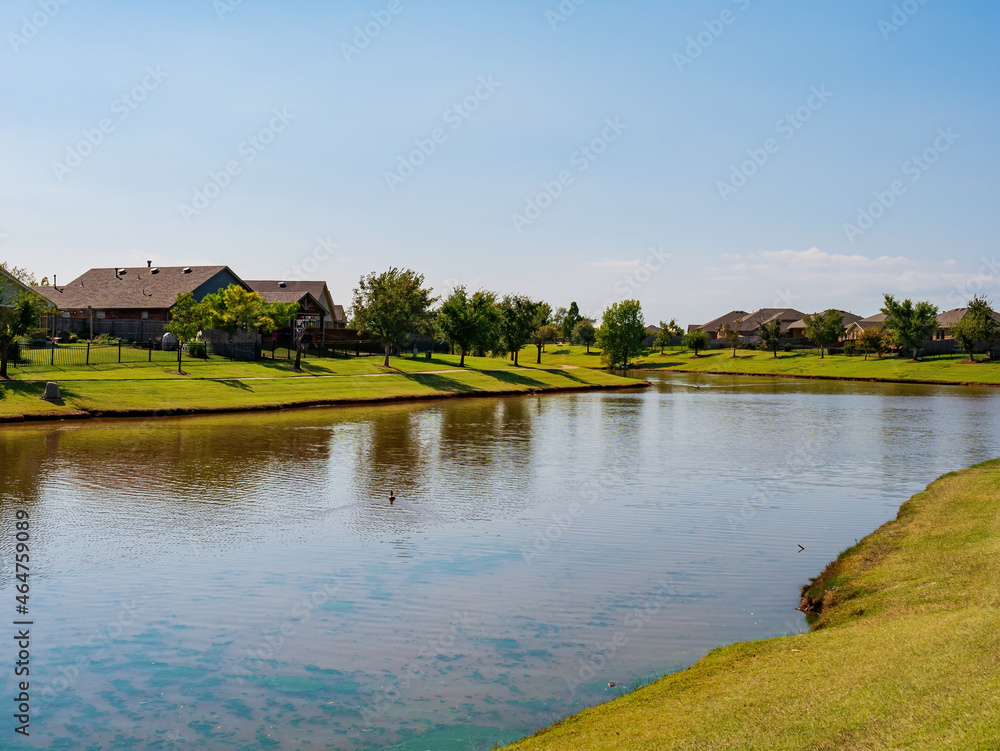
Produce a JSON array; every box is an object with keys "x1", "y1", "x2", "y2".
[{"x1": 2, "y1": 0, "x2": 999, "y2": 326}]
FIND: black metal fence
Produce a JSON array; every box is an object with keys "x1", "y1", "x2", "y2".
[
  {"x1": 53, "y1": 318, "x2": 167, "y2": 342},
  {"x1": 9, "y1": 341, "x2": 193, "y2": 369}
]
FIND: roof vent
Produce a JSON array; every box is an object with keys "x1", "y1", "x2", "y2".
[
  {"x1": 147, "y1": 260, "x2": 152, "y2": 268},
  {"x1": 278, "y1": 281, "x2": 287, "y2": 288},
  {"x1": 150, "y1": 267, "x2": 159, "y2": 275},
  {"x1": 183, "y1": 267, "x2": 192, "y2": 274}
]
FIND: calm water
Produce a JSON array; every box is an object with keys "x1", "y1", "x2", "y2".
[{"x1": 2, "y1": 372, "x2": 999, "y2": 749}]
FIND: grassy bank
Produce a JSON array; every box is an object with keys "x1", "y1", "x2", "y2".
[
  {"x1": 504, "y1": 460, "x2": 1000, "y2": 750},
  {"x1": 0, "y1": 359, "x2": 644, "y2": 422}
]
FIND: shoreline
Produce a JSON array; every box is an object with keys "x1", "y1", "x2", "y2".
[
  {"x1": 0, "y1": 377, "x2": 649, "y2": 426},
  {"x1": 503, "y1": 459, "x2": 1000, "y2": 749},
  {"x1": 633, "y1": 366, "x2": 1000, "y2": 388}
]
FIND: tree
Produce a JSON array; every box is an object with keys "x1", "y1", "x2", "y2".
[
  {"x1": 0, "y1": 263, "x2": 37, "y2": 286},
  {"x1": 164, "y1": 292, "x2": 206, "y2": 375},
  {"x1": 950, "y1": 314, "x2": 982, "y2": 363},
  {"x1": 963, "y1": 295, "x2": 999, "y2": 361},
  {"x1": 529, "y1": 303, "x2": 556, "y2": 364},
  {"x1": 801, "y1": 310, "x2": 846, "y2": 358},
  {"x1": 561, "y1": 302, "x2": 582, "y2": 341},
  {"x1": 663, "y1": 318, "x2": 684, "y2": 337},
  {"x1": 498, "y1": 294, "x2": 538, "y2": 366},
  {"x1": 437, "y1": 287, "x2": 502, "y2": 366},
  {"x1": 756, "y1": 319, "x2": 785, "y2": 358},
  {"x1": 552, "y1": 307, "x2": 567, "y2": 333},
  {"x1": 571, "y1": 319, "x2": 597, "y2": 353},
  {"x1": 682, "y1": 328, "x2": 710, "y2": 357},
  {"x1": 351, "y1": 268, "x2": 436, "y2": 367},
  {"x1": 653, "y1": 328, "x2": 671, "y2": 355},
  {"x1": 718, "y1": 321, "x2": 741, "y2": 357},
  {"x1": 202, "y1": 284, "x2": 298, "y2": 363},
  {"x1": 857, "y1": 326, "x2": 884, "y2": 361},
  {"x1": 597, "y1": 300, "x2": 646, "y2": 369},
  {"x1": 0, "y1": 283, "x2": 48, "y2": 379},
  {"x1": 880, "y1": 294, "x2": 939, "y2": 361}
]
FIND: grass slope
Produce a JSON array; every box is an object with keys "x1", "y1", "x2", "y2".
[
  {"x1": 504, "y1": 460, "x2": 1000, "y2": 750},
  {"x1": 0, "y1": 362, "x2": 641, "y2": 421}
]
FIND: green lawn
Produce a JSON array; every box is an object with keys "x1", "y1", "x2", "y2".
[
  {"x1": 503, "y1": 460, "x2": 1000, "y2": 750},
  {"x1": 0, "y1": 359, "x2": 643, "y2": 421}
]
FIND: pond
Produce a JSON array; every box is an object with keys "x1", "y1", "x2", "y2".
[{"x1": 2, "y1": 372, "x2": 999, "y2": 749}]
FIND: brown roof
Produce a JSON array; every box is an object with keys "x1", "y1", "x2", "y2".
[
  {"x1": 332, "y1": 304, "x2": 346, "y2": 323},
  {"x1": 937, "y1": 307, "x2": 1000, "y2": 328},
  {"x1": 689, "y1": 310, "x2": 748, "y2": 333},
  {"x1": 734, "y1": 308, "x2": 805, "y2": 333},
  {"x1": 3, "y1": 266, "x2": 48, "y2": 306},
  {"x1": 35, "y1": 266, "x2": 246, "y2": 310},
  {"x1": 245, "y1": 280, "x2": 333, "y2": 315}
]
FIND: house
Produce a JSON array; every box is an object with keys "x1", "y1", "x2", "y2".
[
  {"x1": 845, "y1": 313, "x2": 887, "y2": 340},
  {"x1": 687, "y1": 310, "x2": 749, "y2": 338},
  {"x1": 1, "y1": 265, "x2": 48, "y2": 307},
  {"x1": 785, "y1": 310, "x2": 863, "y2": 341},
  {"x1": 725, "y1": 308, "x2": 805, "y2": 342},
  {"x1": 933, "y1": 308, "x2": 1000, "y2": 340},
  {"x1": 34, "y1": 263, "x2": 250, "y2": 340},
  {"x1": 244, "y1": 280, "x2": 344, "y2": 331}
]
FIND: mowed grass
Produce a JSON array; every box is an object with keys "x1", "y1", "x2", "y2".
[
  {"x1": 0, "y1": 361, "x2": 640, "y2": 420},
  {"x1": 504, "y1": 460, "x2": 1000, "y2": 750}
]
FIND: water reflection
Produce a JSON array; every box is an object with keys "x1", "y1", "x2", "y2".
[{"x1": 1, "y1": 377, "x2": 999, "y2": 749}]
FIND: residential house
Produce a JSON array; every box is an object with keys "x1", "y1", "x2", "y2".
[
  {"x1": 34, "y1": 263, "x2": 250, "y2": 340},
  {"x1": 785, "y1": 310, "x2": 863, "y2": 341},
  {"x1": 933, "y1": 308, "x2": 1000, "y2": 340},
  {"x1": 2, "y1": 265, "x2": 48, "y2": 307},
  {"x1": 687, "y1": 310, "x2": 749, "y2": 338},
  {"x1": 845, "y1": 313, "x2": 887, "y2": 340},
  {"x1": 245, "y1": 280, "x2": 345, "y2": 332},
  {"x1": 732, "y1": 308, "x2": 805, "y2": 342}
]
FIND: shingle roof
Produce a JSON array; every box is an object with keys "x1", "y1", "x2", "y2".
[
  {"x1": 332, "y1": 304, "x2": 346, "y2": 323},
  {"x1": 690, "y1": 310, "x2": 748, "y2": 333},
  {"x1": 2, "y1": 266, "x2": 46, "y2": 306},
  {"x1": 35, "y1": 266, "x2": 241, "y2": 310},
  {"x1": 245, "y1": 281, "x2": 332, "y2": 314},
  {"x1": 937, "y1": 307, "x2": 1000, "y2": 327}
]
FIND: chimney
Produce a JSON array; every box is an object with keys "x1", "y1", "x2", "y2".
[
  {"x1": 147, "y1": 260, "x2": 152, "y2": 268},
  {"x1": 53, "y1": 274, "x2": 57, "y2": 289}
]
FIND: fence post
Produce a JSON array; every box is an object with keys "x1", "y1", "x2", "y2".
[
  {"x1": 118, "y1": 339, "x2": 122, "y2": 364},
  {"x1": 50, "y1": 343, "x2": 55, "y2": 367},
  {"x1": 148, "y1": 339, "x2": 153, "y2": 362},
  {"x1": 86, "y1": 340, "x2": 90, "y2": 366}
]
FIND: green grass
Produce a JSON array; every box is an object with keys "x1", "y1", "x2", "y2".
[
  {"x1": 0, "y1": 357, "x2": 643, "y2": 421},
  {"x1": 503, "y1": 460, "x2": 1000, "y2": 750}
]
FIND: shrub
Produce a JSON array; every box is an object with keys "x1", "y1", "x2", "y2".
[
  {"x1": 187, "y1": 341, "x2": 207, "y2": 359},
  {"x1": 843, "y1": 341, "x2": 857, "y2": 356},
  {"x1": 92, "y1": 333, "x2": 118, "y2": 344}
]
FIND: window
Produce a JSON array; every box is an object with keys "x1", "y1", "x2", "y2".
[
  {"x1": 61, "y1": 311, "x2": 70, "y2": 319},
  {"x1": 96, "y1": 311, "x2": 106, "y2": 320},
  {"x1": 141, "y1": 311, "x2": 149, "y2": 320}
]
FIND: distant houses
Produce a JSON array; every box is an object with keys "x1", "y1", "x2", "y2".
[{"x1": 31, "y1": 263, "x2": 347, "y2": 342}]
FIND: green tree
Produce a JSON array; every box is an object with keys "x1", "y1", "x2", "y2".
[
  {"x1": 719, "y1": 321, "x2": 741, "y2": 357},
  {"x1": 498, "y1": 294, "x2": 538, "y2": 366},
  {"x1": 950, "y1": 314, "x2": 982, "y2": 362},
  {"x1": 857, "y1": 326, "x2": 885, "y2": 361},
  {"x1": 664, "y1": 318, "x2": 683, "y2": 337},
  {"x1": 880, "y1": 294, "x2": 939, "y2": 361},
  {"x1": 756, "y1": 319, "x2": 785, "y2": 358},
  {"x1": 653, "y1": 327, "x2": 671, "y2": 355},
  {"x1": 0, "y1": 283, "x2": 49, "y2": 379},
  {"x1": 571, "y1": 318, "x2": 597, "y2": 353},
  {"x1": 437, "y1": 287, "x2": 502, "y2": 366},
  {"x1": 351, "y1": 268, "x2": 436, "y2": 367},
  {"x1": 802, "y1": 310, "x2": 846, "y2": 358},
  {"x1": 561, "y1": 302, "x2": 582, "y2": 340},
  {"x1": 965, "y1": 295, "x2": 999, "y2": 360},
  {"x1": 682, "y1": 328, "x2": 710, "y2": 357},
  {"x1": 597, "y1": 300, "x2": 646, "y2": 369},
  {"x1": 164, "y1": 292, "x2": 207, "y2": 375},
  {"x1": 0, "y1": 263, "x2": 37, "y2": 286},
  {"x1": 529, "y1": 303, "x2": 556, "y2": 364}
]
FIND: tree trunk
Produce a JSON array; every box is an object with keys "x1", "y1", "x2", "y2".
[
  {"x1": 912, "y1": 347, "x2": 919, "y2": 361},
  {"x1": 513, "y1": 349, "x2": 519, "y2": 366},
  {"x1": 536, "y1": 344, "x2": 542, "y2": 364},
  {"x1": 294, "y1": 335, "x2": 304, "y2": 370},
  {"x1": 660, "y1": 346, "x2": 664, "y2": 355},
  {"x1": 459, "y1": 348, "x2": 466, "y2": 367},
  {"x1": 177, "y1": 345, "x2": 183, "y2": 374},
  {"x1": 0, "y1": 348, "x2": 8, "y2": 379},
  {"x1": 384, "y1": 342, "x2": 391, "y2": 367}
]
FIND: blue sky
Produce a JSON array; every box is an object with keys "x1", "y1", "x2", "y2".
[{"x1": 2, "y1": 0, "x2": 998, "y2": 325}]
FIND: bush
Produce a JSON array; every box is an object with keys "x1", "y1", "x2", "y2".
[
  {"x1": 843, "y1": 341, "x2": 857, "y2": 356},
  {"x1": 187, "y1": 341, "x2": 207, "y2": 359},
  {"x1": 66, "y1": 333, "x2": 78, "y2": 343},
  {"x1": 92, "y1": 333, "x2": 118, "y2": 344}
]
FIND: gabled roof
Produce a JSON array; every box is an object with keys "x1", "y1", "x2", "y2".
[
  {"x1": 734, "y1": 308, "x2": 805, "y2": 333},
  {"x1": 35, "y1": 266, "x2": 247, "y2": 310},
  {"x1": 245, "y1": 280, "x2": 334, "y2": 316},
  {"x1": 2, "y1": 265, "x2": 47, "y2": 306},
  {"x1": 846, "y1": 313, "x2": 888, "y2": 332},
  {"x1": 936, "y1": 307, "x2": 1000, "y2": 327},
  {"x1": 332, "y1": 304, "x2": 346, "y2": 323},
  {"x1": 689, "y1": 310, "x2": 748, "y2": 333}
]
